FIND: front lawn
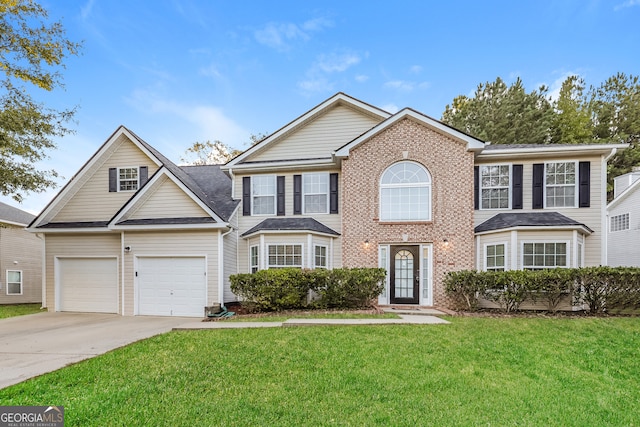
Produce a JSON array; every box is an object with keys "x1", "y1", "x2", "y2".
[
  {"x1": 2, "y1": 317, "x2": 640, "y2": 426},
  {"x1": 0, "y1": 303, "x2": 44, "y2": 319}
]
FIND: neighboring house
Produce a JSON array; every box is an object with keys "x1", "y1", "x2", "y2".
[
  {"x1": 606, "y1": 168, "x2": 640, "y2": 267},
  {"x1": 28, "y1": 93, "x2": 626, "y2": 316},
  {"x1": 0, "y1": 202, "x2": 42, "y2": 304}
]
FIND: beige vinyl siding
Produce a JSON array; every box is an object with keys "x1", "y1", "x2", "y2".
[
  {"x1": 475, "y1": 155, "x2": 603, "y2": 267},
  {"x1": 249, "y1": 105, "x2": 381, "y2": 162},
  {"x1": 52, "y1": 135, "x2": 160, "y2": 222},
  {"x1": 45, "y1": 234, "x2": 121, "y2": 312},
  {"x1": 608, "y1": 189, "x2": 640, "y2": 267},
  {"x1": 123, "y1": 231, "x2": 219, "y2": 315},
  {"x1": 223, "y1": 213, "x2": 239, "y2": 302},
  {"x1": 127, "y1": 176, "x2": 208, "y2": 220},
  {"x1": 476, "y1": 232, "x2": 511, "y2": 271},
  {"x1": 0, "y1": 226, "x2": 42, "y2": 304}
]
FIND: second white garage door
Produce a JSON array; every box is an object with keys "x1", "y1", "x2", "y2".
[{"x1": 136, "y1": 256, "x2": 207, "y2": 317}]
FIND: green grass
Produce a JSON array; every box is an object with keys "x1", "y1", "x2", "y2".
[
  {"x1": 0, "y1": 303, "x2": 44, "y2": 319},
  {"x1": 2, "y1": 317, "x2": 640, "y2": 426}
]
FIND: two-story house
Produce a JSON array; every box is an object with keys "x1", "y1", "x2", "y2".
[{"x1": 28, "y1": 93, "x2": 625, "y2": 316}]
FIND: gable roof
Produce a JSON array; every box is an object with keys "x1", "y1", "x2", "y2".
[
  {"x1": 334, "y1": 108, "x2": 485, "y2": 157},
  {"x1": 30, "y1": 126, "x2": 238, "y2": 230},
  {"x1": 475, "y1": 212, "x2": 593, "y2": 235},
  {"x1": 607, "y1": 172, "x2": 640, "y2": 211},
  {"x1": 223, "y1": 92, "x2": 391, "y2": 169},
  {"x1": 241, "y1": 217, "x2": 340, "y2": 238},
  {"x1": 0, "y1": 202, "x2": 36, "y2": 226}
]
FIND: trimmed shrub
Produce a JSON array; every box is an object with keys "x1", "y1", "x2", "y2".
[{"x1": 230, "y1": 268, "x2": 386, "y2": 312}]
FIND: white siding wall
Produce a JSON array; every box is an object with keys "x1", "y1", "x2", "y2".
[
  {"x1": 45, "y1": 234, "x2": 121, "y2": 312},
  {"x1": 223, "y1": 212, "x2": 239, "y2": 302},
  {"x1": 52, "y1": 135, "x2": 160, "y2": 222},
  {"x1": 475, "y1": 154, "x2": 604, "y2": 267},
  {"x1": 0, "y1": 226, "x2": 42, "y2": 304},
  {"x1": 607, "y1": 189, "x2": 640, "y2": 267},
  {"x1": 123, "y1": 231, "x2": 218, "y2": 315},
  {"x1": 250, "y1": 105, "x2": 381, "y2": 162}
]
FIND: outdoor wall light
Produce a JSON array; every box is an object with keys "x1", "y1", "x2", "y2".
[
  {"x1": 124, "y1": 246, "x2": 132, "y2": 253},
  {"x1": 364, "y1": 239, "x2": 370, "y2": 248},
  {"x1": 443, "y1": 238, "x2": 449, "y2": 247}
]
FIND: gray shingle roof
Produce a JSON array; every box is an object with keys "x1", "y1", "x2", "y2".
[
  {"x1": 0, "y1": 202, "x2": 35, "y2": 226},
  {"x1": 37, "y1": 221, "x2": 110, "y2": 229},
  {"x1": 475, "y1": 212, "x2": 593, "y2": 233},
  {"x1": 116, "y1": 217, "x2": 216, "y2": 226},
  {"x1": 241, "y1": 218, "x2": 340, "y2": 237}
]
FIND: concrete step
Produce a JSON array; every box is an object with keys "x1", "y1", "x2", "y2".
[{"x1": 382, "y1": 306, "x2": 448, "y2": 316}]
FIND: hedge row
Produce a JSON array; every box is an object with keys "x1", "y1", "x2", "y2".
[
  {"x1": 230, "y1": 268, "x2": 386, "y2": 312},
  {"x1": 444, "y1": 267, "x2": 640, "y2": 314}
]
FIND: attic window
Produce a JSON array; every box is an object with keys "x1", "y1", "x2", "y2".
[{"x1": 119, "y1": 167, "x2": 139, "y2": 191}]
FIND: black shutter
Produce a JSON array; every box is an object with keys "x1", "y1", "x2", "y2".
[
  {"x1": 277, "y1": 176, "x2": 285, "y2": 216},
  {"x1": 329, "y1": 173, "x2": 339, "y2": 214},
  {"x1": 139, "y1": 166, "x2": 148, "y2": 187},
  {"x1": 532, "y1": 163, "x2": 544, "y2": 209},
  {"x1": 242, "y1": 177, "x2": 251, "y2": 216},
  {"x1": 109, "y1": 168, "x2": 117, "y2": 192},
  {"x1": 512, "y1": 164, "x2": 523, "y2": 209},
  {"x1": 579, "y1": 161, "x2": 591, "y2": 208},
  {"x1": 473, "y1": 166, "x2": 479, "y2": 210},
  {"x1": 293, "y1": 175, "x2": 302, "y2": 215}
]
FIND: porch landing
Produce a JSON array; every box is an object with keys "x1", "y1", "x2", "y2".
[{"x1": 380, "y1": 306, "x2": 451, "y2": 316}]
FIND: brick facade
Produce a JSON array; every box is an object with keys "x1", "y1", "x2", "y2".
[{"x1": 341, "y1": 118, "x2": 476, "y2": 307}]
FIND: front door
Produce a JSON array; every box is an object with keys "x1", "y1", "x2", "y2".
[{"x1": 390, "y1": 245, "x2": 420, "y2": 304}]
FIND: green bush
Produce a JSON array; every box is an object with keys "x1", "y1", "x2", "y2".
[
  {"x1": 230, "y1": 268, "x2": 386, "y2": 312},
  {"x1": 445, "y1": 267, "x2": 640, "y2": 314}
]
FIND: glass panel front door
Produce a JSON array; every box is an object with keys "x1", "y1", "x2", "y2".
[{"x1": 390, "y1": 246, "x2": 419, "y2": 304}]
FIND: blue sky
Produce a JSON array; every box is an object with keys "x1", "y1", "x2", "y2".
[{"x1": 4, "y1": 0, "x2": 640, "y2": 214}]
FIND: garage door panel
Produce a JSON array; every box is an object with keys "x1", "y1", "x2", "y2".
[
  {"x1": 59, "y1": 258, "x2": 118, "y2": 314},
  {"x1": 137, "y1": 257, "x2": 206, "y2": 317}
]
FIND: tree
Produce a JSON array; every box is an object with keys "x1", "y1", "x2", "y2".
[
  {"x1": 589, "y1": 73, "x2": 640, "y2": 196},
  {"x1": 0, "y1": 0, "x2": 81, "y2": 202},
  {"x1": 441, "y1": 77, "x2": 554, "y2": 145},
  {"x1": 181, "y1": 132, "x2": 268, "y2": 165},
  {"x1": 550, "y1": 75, "x2": 593, "y2": 144}
]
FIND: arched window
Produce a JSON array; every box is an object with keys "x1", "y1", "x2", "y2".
[{"x1": 380, "y1": 161, "x2": 431, "y2": 221}]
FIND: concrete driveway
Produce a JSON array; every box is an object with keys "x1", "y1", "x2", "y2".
[{"x1": 0, "y1": 312, "x2": 194, "y2": 389}]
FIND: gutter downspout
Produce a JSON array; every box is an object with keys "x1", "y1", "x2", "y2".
[
  {"x1": 218, "y1": 226, "x2": 235, "y2": 307},
  {"x1": 121, "y1": 231, "x2": 125, "y2": 315},
  {"x1": 602, "y1": 148, "x2": 618, "y2": 266},
  {"x1": 36, "y1": 233, "x2": 46, "y2": 310}
]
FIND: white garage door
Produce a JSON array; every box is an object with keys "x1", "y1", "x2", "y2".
[
  {"x1": 58, "y1": 258, "x2": 118, "y2": 313},
  {"x1": 137, "y1": 257, "x2": 206, "y2": 317}
]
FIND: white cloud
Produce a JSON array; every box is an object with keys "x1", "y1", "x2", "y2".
[
  {"x1": 615, "y1": 0, "x2": 640, "y2": 11},
  {"x1": 298, "y1": 50, "x2": 364, "y2": 94},
  {"x1": 316, "y1": 52, "x2": 362, "y2": 73},
  {"x1": 80, "y1": 0, "x2": 95, "y2": 21},
  {"x1": 355, "y1": 74, "x2": 369, "y2": 83},
  {"x1": 254, "y1": 17, "x2": 333, "y2": 51},
  {"x1": 298, "y1": 77, "x2": 334, "y2": 93},
  {"x1": 199, "y1": 64, "x2": 222, "y2": 79},
  {"x1": 540, "y1": 71, "x2": 581, "y2": 101},
  {"x1": 383, "y1": 80, "x2": 430, "y2": 92},
  {"x1": 381, "y1": 103, "x2": 399, "y2": 114},
  {"x1": 409, "y1": 65, "x2": 423, "y2": 74}
]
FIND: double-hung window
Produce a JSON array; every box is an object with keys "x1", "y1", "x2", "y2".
[
  {"x1": 303, "y1": 173, "x2": 329, "y2": 214},
  {"x1": 250, "y1": 246, "x2": 259, "y2": 273},
  {"x1": 546, "y1": 162, "x2": 576, "y2": 208},
  {"x1": 480, "y1": 165, "x2": 510, "y2": 209},
  {"x1": 314, "y1": 245, "x2": 327, "y2": 269},
  {"x1": 252, "y1": 175, "x2": 276, "y2": 215},
  {"x1": 522, "y1": 242, "x2": 568, "y2": 270},
  {"x1": 610, "y1": 213, "x2": 630, "y2": 232},
  {"x1": 118, "y1": 167, "x2": 139, "y2": 191},
  {"x1": 380, "y1": 161, "x2": 431, "y2": 221},
  {"x1": 267, "y1": 245, "x2": 302, "y2": 268},
  {"x1": 6, "y1": 270, "x2": 22, "y2": 295},
  {"x1": 485, "y1": 244, "x2": 506, "y2": 271}
]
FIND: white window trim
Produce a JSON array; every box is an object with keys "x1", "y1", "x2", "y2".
[
  {"x1": 420, "y1": 244, "x2": 433, "y2": 306},
  {"x1": 266, "y1": 244, "x2": 304, "y2": 269},
  {"x1": 483, "y1": 242, "x2": 508, "y2": 271},
  {"x1": 378, "y1": 245, "x2": 390, "y2": 304},
  {"x1": 610, "y1": 212, "x2": 630, "y2": 232},
  {"x1": 117, "y1": 166, "x2": 140, "y2": 192},
  {"x1": 521, "y1": 240, "x2": 571, "y2": 269},
  {"x1": 249, "y1": 245, "x2": 259, "y2": 273},
  {"x1": 544, "y1": 161, "x2": 578, "y2": 209},
  {"x1": 479, "y1": 164, "x2": 511, "y2": 210},
  {"x1": 313, "y1": 244, "x2": 328, "y2": 269},
  {"x1": 303, "y1": 173, "x2": 330, "y2": 214},
  {"x1": 6, "y1": 269, "x2": 23, "y2": 295},
  {"x1": 251, "y1": 175, "x2": 276, "y2": 216},
  {"x1": 379, "y1": 161, "x2": 432, "y2": 222}
]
